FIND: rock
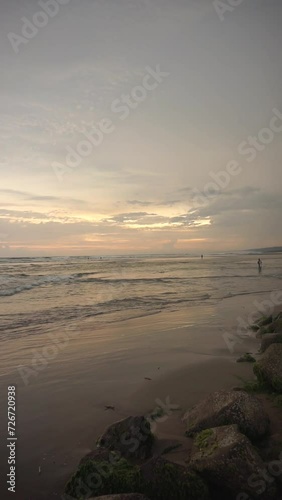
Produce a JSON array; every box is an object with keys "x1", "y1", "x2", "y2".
[
  {"x1": 190, "y1": 425, "x2": 277, "y2": 499},
  {"x1": 260, "y1": 333, "x2": 282, "y2": 353},
  {"x1": 272, "y1": 314, "x2": 282, "y2": 333},
  {"x1": 97, "y1": 416, "x2": 154, "y2": 460},
  {"x1": 90, "y1": 495, "x2": 149, "y2": 500},
  {"x1": 64, "y1": 447, "x2": 210, "y2": 499},
  {"x1": 256, "y1": 326, "x2": 271, "y2": 338},
  {"x1": 140, "y1": 456, "x2": 210, "y2": 500},
  {"x1": 256, "y1": 314, "x2": 282, "y2": 338},
  {"x1": 254, "y1": 344, "x2": 282, "y2": 393},
  {"x1": 258, "y1": 315, "x2": 274, "y2": 327},
  {"x1": 183, "y1": 390, "x2": 269, "y2": 441},
  {"x1": 236, "y1": 353, "x2": 256, "y2": 363},
  {"x1": 65, "y1": 454, "x2": 142, "y2": 499}
]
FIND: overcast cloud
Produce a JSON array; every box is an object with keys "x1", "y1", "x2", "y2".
[{"x1": 0, "y1": 0, "x2": 281, "y2": 255}]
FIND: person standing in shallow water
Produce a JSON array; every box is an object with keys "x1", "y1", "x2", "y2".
[{"x1": 257, "y1": 258, "x2": 262, "y2": 273}]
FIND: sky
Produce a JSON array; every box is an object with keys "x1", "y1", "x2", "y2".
[{"x1": 0, "y1": 0, "x2": 282, "y2": 256}]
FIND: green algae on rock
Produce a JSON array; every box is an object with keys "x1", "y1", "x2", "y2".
[
  {"x1": 65, "y1": 453, "x2": 210, "y2": 500},
  {"x1": 190, "y1": 424, "x2": 277, "y2": 500},
  {"x1": 65, "y1": 456, "x2": 142, "y2": 499},
  {"x1": 195, "y1": 429, "x2": 218, "y2": 457},
  {"x1": 256, "y1": 314, "x2": 282, "y2": 338}
]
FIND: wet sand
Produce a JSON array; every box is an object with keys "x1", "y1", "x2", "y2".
[{"x1": 0, "y1": 293, "x2": 275, "y2": 499}]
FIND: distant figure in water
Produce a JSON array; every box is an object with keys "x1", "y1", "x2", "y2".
[
  {"x1": 257, "y1": 258, "x2": 262, "y2": 273},
  {"x1": 201, "y1": 254, "x2": 203, "y2": 259}
]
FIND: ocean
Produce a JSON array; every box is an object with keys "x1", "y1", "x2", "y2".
[{"x1": 1, "y1": 253, "x2": 281, "y2": 342}]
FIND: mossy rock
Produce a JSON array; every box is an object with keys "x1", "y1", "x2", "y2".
[
  {"x1": 253, "y1": 344, "x2": 282, "y2": 393},
  {"x1": 190, "y1": 425, "x2": 277, "y2": 499},
  {"x1": 272, "y1": 394, "x2": 282, "y2": 408},
  {"x1": 253, "y1": 363, "x2": 267, "y2": 386},
  {"x1": 257, "y1": 315, "x2": 273, "y2": 327},
  {"x1": 238, "y1": 377, "x2": 268, "y2": 394},
  {"x1": 236, "y1": 353, "x2": 256, "y2": 363},
  {"x1": 256, "y1": 326, "x2": 269, "y2": 338},
  {"x1": 260, "y1": 333, "x2": 282, "y2": 353},
  {"x1": 97, "y1": 416, "x2": 154, "y2": 460},
  {"x1": 272, "y1": 315, "x2": 282, "y2": 333},
  {"x1": 195, "y1": 430, "x2": 218, "y2": 457},
  {"x1": 65, "y1": 454, "x2": 210, "y2": 500},
  {"x1": 256, "y1": 314, "x2": 282, "y2": 338},
  {"x1": 183, "y1": 390, "x2": 269, "y2": 441},
  {"x1": 250, "y1": 324, "x2": 260, "y2": 332},
  {"x1": 65, "y1": 456, "x2": 141, "y2": 499},
  {"x1": 141, "y1": 457, "x2": 210, "y2": 500}
]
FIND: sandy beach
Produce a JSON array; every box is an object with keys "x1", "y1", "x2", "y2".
[{"x1": 1, "y1": 290, "x2": 277, "y2": 499}]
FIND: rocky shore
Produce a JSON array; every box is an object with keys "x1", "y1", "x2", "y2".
[{"x1": 64, "y1": 312, "x2": 282, "y2": 500}]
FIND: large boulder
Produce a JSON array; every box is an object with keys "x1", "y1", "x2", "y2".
[
  {"x1": 97, "y1": 416, "x2": 154, "y2": 460},
  {"x1": 260, "y1": 333, "x2": 282, "y2": 353},
  {"x1": 140, "y1": 456, "x2": 210, "y2": 500},
  {"x1": 254, "y1": 344, "x2": 282, "y2": 393},
  {"x1": 190, "y1": 425, "x2": 277, "y2": 499},
  {"x1": 183, "y1": 390, "x2": 269, "y2": 441}
]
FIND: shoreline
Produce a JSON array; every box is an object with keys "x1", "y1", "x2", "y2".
[{"x1": 0, "y1": 293, "x2": 281, "y2": 499}]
